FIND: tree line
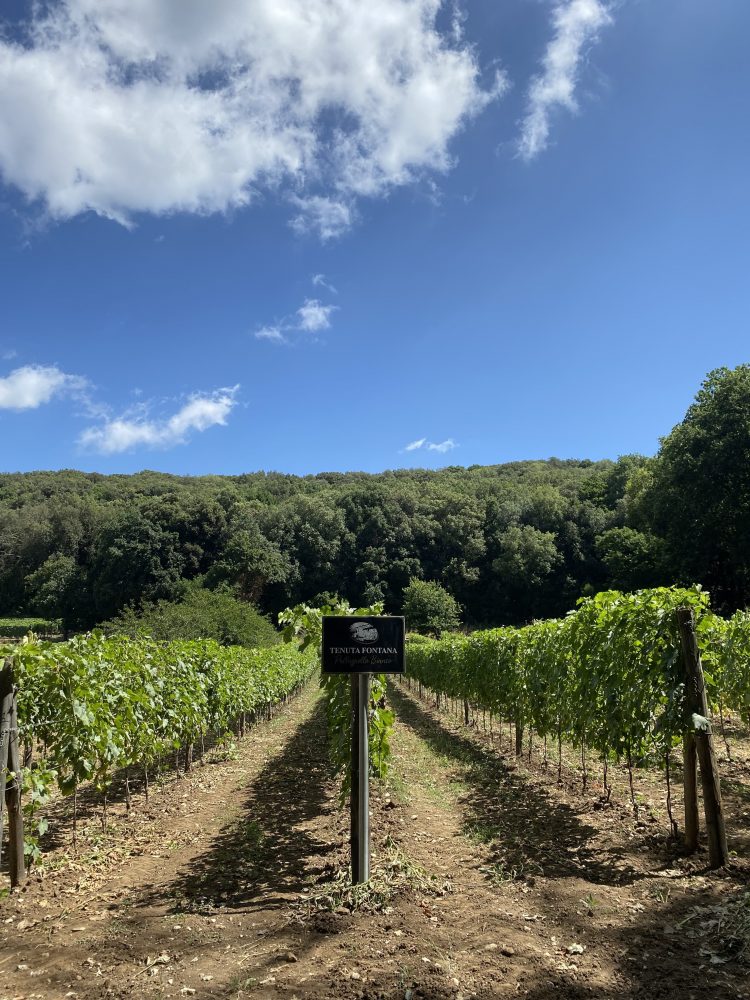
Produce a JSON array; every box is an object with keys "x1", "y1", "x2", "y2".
[{"x1": 1, "y1": 365, "x2": 747, "y2": 630}]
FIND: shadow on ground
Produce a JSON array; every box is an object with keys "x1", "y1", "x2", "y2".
[
  {"x1": 389, "y1": 682, "x2": 646, "y2": 888},
  {"x1": 141, "y1": 694, "x2": 339, "y2": 915}
]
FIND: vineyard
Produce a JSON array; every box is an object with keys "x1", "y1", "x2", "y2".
[
  {"x1": 1, "y1": 589, "x2": 749, "y2": 998},
  {"x1": 2, "y1": 587, "x2": 749, "y2": 874}
]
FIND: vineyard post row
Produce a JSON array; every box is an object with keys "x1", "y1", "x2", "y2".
[{"x1": 403, "y1": 588, "x2": 742, "y2": 869}]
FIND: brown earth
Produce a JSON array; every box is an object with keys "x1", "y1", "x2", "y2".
[{"x1": 1, "y1": 678, "x2": 749, "y2": 1000}]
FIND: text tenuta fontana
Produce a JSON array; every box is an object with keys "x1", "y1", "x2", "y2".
[{"x1": 330, "y1": 647, "x2": 398, "y2": 654}]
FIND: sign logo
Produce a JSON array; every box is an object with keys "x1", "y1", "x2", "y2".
[{"x1": 350, "y1": 621, "x2": 378, "y2": 644}]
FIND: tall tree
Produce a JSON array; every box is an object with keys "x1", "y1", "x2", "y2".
[{"x1": 633, "y1": 365, "x2": 750, "y2": 610}]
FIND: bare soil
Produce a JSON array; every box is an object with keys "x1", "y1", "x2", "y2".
[{"x1": 1, "y1": 679, "x2": 749, "y2": 1000}]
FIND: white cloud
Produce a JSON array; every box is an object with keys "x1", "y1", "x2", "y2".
[
  {"x1": 402, "y1": 436, "x2": 457, "y2": 454},
  {"x1": 255, "y1": 281, "x2": 339, "y2": 345},
  {"x1": 255, "y1": 325, "x2": 286, "y2": 343},
  {"x1": 296, "y1": 298, "x2": 337, "y2": 332},
  {"x1": 290, "y1": 197, "x2": 355, "y2": 242},
  {"x1": 428, "y1": 438, "x2": 457, "y2": 453},
  {"x1": 519, "y1": 0, "x2": 612, "y2": 161},
  {"x1": 312, "y1": 273, "x2": 337, "y2": 295},
  {"x1": 0, "y1": 1, "x2": 502, "y2": 235},
  {"x1": 79, "y1": 386, "x2": 239, "y2": 453},
  {"x1": 0, "y1": 364, "x2": 86, "y2": 410}
]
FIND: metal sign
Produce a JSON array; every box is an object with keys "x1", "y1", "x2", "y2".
[{"x1": 321, "y1": 616, "x2": 405, "y2": 675}]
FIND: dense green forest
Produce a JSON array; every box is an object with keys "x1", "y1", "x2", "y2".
[{"x1": 1, "y1": 365, "x2": 748, "y2": 629}]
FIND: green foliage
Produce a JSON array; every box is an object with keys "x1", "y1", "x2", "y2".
[
  {"x1": 10, "y1": 363, "x2": 750, "y2": 629},
  {"x1": 595, "y1": 527, "x2": 668, "y2": 591},
  {"x1": 0, "y1": 458, "x2": 624, "y2": 631},
  {"x1": 279, "y1": 597, "x2": 394, "y2": 796},
  {"x1": 405, "y1": 586, "x2": 750, "y2": 763},
  {"x1": 99, "y1": 586, "x2": 278, "y2": 648},
  {"x1": 633, "y1": 365, "x2": 750, "y2": 610},
  {"x1": 402, "y1": 578, "x2": 461, "y2": 637},
  {"x1": 24, "y1": 554, "x2": 84, "y2": 629},
  {"x1": 3, "y1": 633, "x2": 316, "y2": 845}
]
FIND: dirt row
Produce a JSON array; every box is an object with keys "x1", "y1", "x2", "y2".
[{"x1": 1, "y1": 678, "x2": 749, "y2": 1000}]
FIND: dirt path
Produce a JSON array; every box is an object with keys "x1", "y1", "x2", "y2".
[
  {"x1": 382, "y1": 683, "x2": 749, "y2": 1000},
  {"x1": 1, "y1": 680, "x2": 749, "y2": 1000}
]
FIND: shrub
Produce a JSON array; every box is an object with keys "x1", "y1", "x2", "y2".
[
  {"x1": 402, "y1": 578, "x2": 461, "y2": 637},
  {"x1": 100, "y1": 587, "x2": 278, "y2": 648}
]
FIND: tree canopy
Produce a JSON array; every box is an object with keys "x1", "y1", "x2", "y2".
[{"x1": 3, "y1": 367, "x2": 750, "y2": 630}]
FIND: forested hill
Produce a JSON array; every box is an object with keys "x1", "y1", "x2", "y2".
[
  {"x1": 0, "y1": 457, "x2": 657, "y2": 630},
  {"x1": 2, "y1": 365, "x2": 749, "y2": 631}
]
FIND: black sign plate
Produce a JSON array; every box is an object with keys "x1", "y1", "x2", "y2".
[{"x1": 322, "y1": 616, "x2": 405, "y2": 674}]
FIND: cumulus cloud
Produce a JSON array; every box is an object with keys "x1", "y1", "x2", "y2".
[
  {"x1": 296, "y1": 299, "x2": 337, "y2": 332},
  {"x1": 0, "y1": 1, "x2": 502, "y2": 234},
  {"x1": 519, "y1": 0, "x2": 612, "y2": 161},
  {"x1": 79, "y1": 386, "x2": 239, "y2": 453},
  {"x1": 0, "y1": 364, "x2": 87, "y2": 410},
  {"x1": 402, "y1": 437, "x2": 457, "y2": 454}
]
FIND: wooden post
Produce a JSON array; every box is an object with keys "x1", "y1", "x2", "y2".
[
  {"x1": 515, "y1": 722, "x2": 524, "y2": 757},
  {"x1": 1, "y1": 660, "x2": 25, "y2": 886},
  {"x1": 463, "y1": 699, "x2": 470, "y2": 726},
  {"x1": 676, "y1": 608, "x2": 729, "y2": 868},
  {"x1": 0, "y1": 661, "x2": 11, "y2": 870},
  {"x1": 683, "y1": 729, "x2": 699, "y2": 851}
]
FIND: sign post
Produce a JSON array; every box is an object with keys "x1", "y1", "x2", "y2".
[
  {"x1": 322, "y1": 616, "x2": 405, "y2": 884},
  {"x1": 357, "y1": 671, "x2": 370, "y2": 882}
]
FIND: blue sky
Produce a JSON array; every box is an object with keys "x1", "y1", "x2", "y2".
[{"x1": 0, "y1": 0, "x2": 748, "y2": 476}]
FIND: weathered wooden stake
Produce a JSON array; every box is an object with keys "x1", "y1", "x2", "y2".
[
  {"x1": 676, "y1": 607, "x2": 729, "y2": 868},
  {"x1": 1, "y1": 660, "x2": 26, "y2": 886},
  {"x1": 683, "y1": 730, "x2": 699, "y2": 851},
  {"x1": 0, "y1": 662, "x2": 10, "y2": 869}
]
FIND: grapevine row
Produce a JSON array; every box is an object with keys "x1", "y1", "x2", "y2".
[
  {"x1": 4, "y1": 633, "x2": 316, "y2": 810},
  {"x1": 405, "y1": 587, "x2": 750, "y2": 768}
]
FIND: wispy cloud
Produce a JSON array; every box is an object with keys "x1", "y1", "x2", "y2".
[
  {"x1": 0, "y1": 364, "x2": 87, "y2": 410},
  {"x1": 428, "y1": 438, "x2": 458, "y2": 453},
  {"x1": 402, "y1": 437, "x2": 458, "y2": 454},
  {"x1": 79, "y1": 387, "x2": 239, "y2": 454},
  {"x1": 0, "y1": 2, "x2": 501, "y2": 238},
  {"x1": 255, "y1": 325, "x2": 285, "y2": 343},
  {"x1": 312, "y1": 274, "x2": 338, "y2": 295},
  {"x1": 519, "y1": 0, "x2": 612, "y2": 161}
]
